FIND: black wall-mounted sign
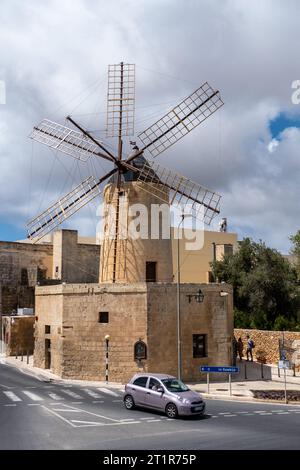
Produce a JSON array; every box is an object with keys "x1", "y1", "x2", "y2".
[{"x1": 134, "y1": 341, "x2": 147, "y2": 360}]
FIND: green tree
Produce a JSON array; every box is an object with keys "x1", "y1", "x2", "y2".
[
  {"x1": 211, "y1": 238, "x2": 300, "y2": 330},
  {"x1": 289, "y1": 229, "x2": 300, "y2": 280}
]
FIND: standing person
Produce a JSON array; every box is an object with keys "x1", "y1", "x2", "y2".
[
  {"x1": 237, "y1": 337, "x2": 244, "y2": 360},
  {"x1": 246, "y1": 334, "x2": 255, "y2": 361}
]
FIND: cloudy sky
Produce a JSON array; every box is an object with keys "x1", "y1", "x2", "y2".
[{"x1": 0, "y1": 0, "x2": 300, "y2": 252}]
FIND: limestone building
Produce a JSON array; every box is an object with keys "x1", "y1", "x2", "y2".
[{"x1": 31, "y1": 172, "x2": 236, "y2": 383}]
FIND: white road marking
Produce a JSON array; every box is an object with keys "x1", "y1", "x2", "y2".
[
  {"x1": 92, "y1": 400, "x2": 104, "y2": 404},
  {"x1": 52, "y1": 409, "x2": 82, "y2": 413},
  {"x1": 4, "y1": 404, "x2": 17, "y2": 407},
  {"x1": 27, "y1": 403, "x2": 41, "y2": 406},
  {"x1": 97, "y1": 387, "x2": 119, "y2": 397},
  {"x1": 259, "y1": 413, "x2": 272, "y2": 415},
  {"x1": 61, "y1": 403, "x2": 120, "y2": 422},
  {"x1": 71, "y1": 401, "x2": 83, "y2": 405},
  {"x1": 112, "y1": 399, "x2": 122, "y2": 402},
  {"x1": 218, "y1": 412, "x2": 232, "y2": 415},
  {"x1": 22, "y1": 391, "x2": 43, "y2": 401},
  {"x1": 236, "y1": 411, "x2": 249, "y2": 414},
  {"x1": 48, "y1": 393, "x2": 63, "y2": 401},
  {"x1": 145, "y1": 419, "x2": 161, "y2": 422},
  {"x1": 276, "y1": 412, "x2": 290, "y2": 414},
  {"x1": 83, "y1": 389, "x2": 103, "y2": 399},
  {"x1": 3, "y1": 391, "x2": 22, "y2": 402},
  {"x1": 0, "y1": 383, "x2": 13, "y2": 389},
  {"x1": 119, "y1": 418, "x2": 136, "y2": 422},
  {"x1": 42, "y1": 406, "x2": 77, "y2": 427},
  {"x1": 223, "y1": 414, "x2": 236, "y2": 417},
  {"x1": 212, "y1": 416, "x2": 218, "y2": 418},
  {"x1": 71, "y1": 419, "x2": 105, "y2": 425},
  {"x1": 61, "y1": 389, "x2": 82, "y2": 399}
]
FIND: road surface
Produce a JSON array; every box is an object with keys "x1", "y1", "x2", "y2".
[{"x1": 0, "y1": 361, "x2": 299, "y2": 450}]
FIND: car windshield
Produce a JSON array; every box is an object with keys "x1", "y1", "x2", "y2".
[{"x1": 161, "y1": 378, "x2": 190, "y2": 393}]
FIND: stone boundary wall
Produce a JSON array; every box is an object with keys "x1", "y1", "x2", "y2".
[{"x1": 234, "y1": 328, "x2": 300, "y2": 366}]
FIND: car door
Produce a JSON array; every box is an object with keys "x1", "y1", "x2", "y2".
[
  {"x1": 145, "y1": 377, "x2": 165, "y2": 410},
  {"x1": 130, "y1": 376, "x2": 149, "y2": 406}
]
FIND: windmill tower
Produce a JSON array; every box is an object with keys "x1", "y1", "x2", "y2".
[{"x1": 27, "y1": 62, "x2": 223, "y2": 285}]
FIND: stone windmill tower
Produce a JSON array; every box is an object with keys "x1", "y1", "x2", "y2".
[
  {"x1": 29, "y1": 64, "x2": 233, "y2": 383},
  {"x1": 27, "y1": 63, "x2": 223, "y2": 285}
]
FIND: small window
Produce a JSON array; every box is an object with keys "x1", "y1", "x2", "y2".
[
  {"x1": 146, "y1": 261, "x2": 157, "y2": 282},
  {"x1": 99, "y1": 312, "x2": 109, "y2": 323},
  {"x1": 45, "y1": 325, "x2": 51, "y2": 334},
  {"x1": 133, "y1": 376, "x2": 148, "y2": 388},
  {"x1": 224, "y1": 244, "x2": 233, "y2": 256},
  {"x1": 193, "y1": 334, "x2": 207, "y2": 358}
]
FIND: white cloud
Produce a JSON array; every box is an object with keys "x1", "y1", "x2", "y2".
[{"x1": 267, "y1": 138, "x2": 279, "y2": 153}]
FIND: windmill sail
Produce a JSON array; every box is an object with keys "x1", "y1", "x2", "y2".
[
  {"x1": 29, "y1": 119, "x2": 104, "y2": 162},
  {"x1": 124, "y1": 160, "x2": 221, "y2": 225},
  {"x1": 27, "y1": 176, "x2": 102, "y2": 242},
  {"x1": 137, "y1": 82, "x2": 223, "y2": 158},
  {"x1": 106, "y1": 63, "x2": 135, "y2": 138}
]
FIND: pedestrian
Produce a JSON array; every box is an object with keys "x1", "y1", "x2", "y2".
[
  {"x1": 237, "y1": 337, "x2": 244, "y2": 360},
  {"x1": 246, "y1": 334, "x2": 255, "y2": 361}
]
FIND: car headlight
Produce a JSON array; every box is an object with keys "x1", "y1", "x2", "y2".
[{"x1": 178, "y1": 397, "x2": 190, "y2": 405}]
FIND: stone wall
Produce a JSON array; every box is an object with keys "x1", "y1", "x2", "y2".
[
  {"x1": 34, "y1": 283, "x2": 148, "y2": 382},
  {"x1": 234, "y1": 328, "x2": 300, "y2": 367},
  {"x1": 2, "y1": 315, "x2": 35, "y2": 356},
  {"x1": 52, "y1": 230, "x2": 99, "y2": 283},
  {"x1": 0, "y1": 241, "x2": 52, "y2": 288},
  {"x1": 147, "y1": 284, "x2": 233, "y2": 382},
  {"x1": 0, "y1": 241, "x2": 53, "y2": 321}
]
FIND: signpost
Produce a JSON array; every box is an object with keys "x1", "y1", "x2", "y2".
[
  {"x1": 278, "y1": 360, "x2": 289, "y2": 404},
  {"x1": 200, "y1": 366, "x2": 239, "y2": 396}
]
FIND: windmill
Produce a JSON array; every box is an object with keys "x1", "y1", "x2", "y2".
[{"x1": 27, "y1": 62, "x2": 224, "y2": 283}]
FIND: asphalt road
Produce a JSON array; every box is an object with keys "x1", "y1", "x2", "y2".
[{"x1": 0, "y1": 361, "x2": 299, "y2": 450}]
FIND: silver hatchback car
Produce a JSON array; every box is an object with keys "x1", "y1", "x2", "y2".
[{"x1": 123, "y1": 373, "x2": 205, "y2": 418}]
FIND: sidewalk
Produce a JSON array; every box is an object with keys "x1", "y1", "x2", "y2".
[{"x1": 2, "y1": 354, "x2": 300, "y2": 403}]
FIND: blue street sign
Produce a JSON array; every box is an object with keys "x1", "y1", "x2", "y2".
[{"x1": 200, "y1": 366, "x2": 239, "y2": 373}]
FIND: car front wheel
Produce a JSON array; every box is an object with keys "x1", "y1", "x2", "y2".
[
  {"x1": 124, "y1": 395, "x2": 135, "y2": 410},
  {"x1": 165, "y1": 402, "x2": 178, "y2": 419}
]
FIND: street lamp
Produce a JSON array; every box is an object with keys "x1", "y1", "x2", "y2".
[
  {"x1": 177, "y1": 214, "x2": 185, "y2": 381},
  {"x1": 105, "y1": 334, "x2": 110, "y2": 384}
]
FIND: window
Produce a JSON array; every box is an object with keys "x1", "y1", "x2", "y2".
[
  {"x1": 224, "y1": 244, "x2": 233, "y2": 256},
  {"x1": 99, "y1": 312, "x2": 109, "y2": 323},
  {"x1": 149, "y1": 378, "x2": 161, "y2": 390},
  {"x1": 146, "y1": 261, "x2": 157, "y2": 282},
  {"x1": 133, "y1": 376, "x2": 148, "y2": 388},
  {"x1": 193, "y1": 334, "x2": 207, "y2": 358},
  {"x1": 21, "y1": 268, "x2": 28, "y2": 286},
  {"x1": 45, "y1": 325, "x2": 51, "y2": 334}
]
